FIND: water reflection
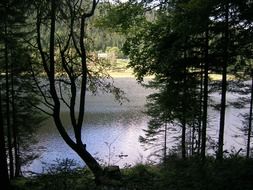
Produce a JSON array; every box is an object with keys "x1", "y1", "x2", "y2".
[
  {"x1": 26, "y1": 78, "x2": 152, "y2": 173},
  {"x1": 25, "y1": 78, "x2": 248, "y2": 173}
]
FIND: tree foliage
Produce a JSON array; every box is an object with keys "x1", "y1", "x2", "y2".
[
  {"x1": 100, "y1": 0, "x2": 253, "y2": 160},
  {"x1": 0, "y1": 0, "x2": 45, "y2": 178}
]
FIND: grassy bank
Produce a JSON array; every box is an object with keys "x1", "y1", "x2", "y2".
[
  {"x1": 11, "y1": 157, "x2": 253, "y2": 190},
  {"x1": 108, "y1": 60, "x2": 235, "y2": 80}
]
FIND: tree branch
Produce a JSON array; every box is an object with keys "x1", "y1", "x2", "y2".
[
  {"x1": 36, "y1": 10, "x2": 50, "y2": 76},
  {"x1": 83, "y1": 0, "x2": 99, "y2": 18},
  {"x1": 58, "y1": 80, "x2": 70, "y2": 109},
  {"x1": 29, "y1": 102, "x2": 53, "y2": 116},
  {"x1": 29, "y1": 62, "x2": 54, "y2": 109}
]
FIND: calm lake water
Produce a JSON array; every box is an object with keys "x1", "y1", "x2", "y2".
[
  {"x1": 24, "y1": 77, "x2": 248, "y2": 174},
  {"x1": 25, "y1": 77, "x2": 153, "y2": 173}
]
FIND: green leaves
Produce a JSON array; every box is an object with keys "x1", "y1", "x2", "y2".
[{"x1": 95, "y1": 1, "x2": 146, "y2": 34}]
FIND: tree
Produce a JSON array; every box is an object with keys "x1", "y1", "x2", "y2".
[
  {"x1": 31, "y1": 0, "x2": 125, "y2": 183},
  {"x1": 246, "y1": 73, "x2": 253, "y2": 158},
  {"x1": 35, "y1": 0, "x2": 102, "y2": 181},
  {"x1": 214, "y1": 0, "x2": 253, "y2": 159},
  {"x1": 0, "y1": 85, "x2": 10, "y2": 189},
  {"x1": 236, "y1": 0, "x2": 253, "y2": 159},
  {"x1": 226, "y1": 1, "x2": 253, "y2": 158},
  {"x1": 216, "y1": 0, "x2": 229, "y2": 160},
  {"x1": 120, "y1": 1, "x2": 204, "y2": 158},
  {"x1": 0, "y1": 0, "x2": 47, "y2": 177},
  {"x1": 100, "y1": 0, "x2": 253, "y2": 160}
]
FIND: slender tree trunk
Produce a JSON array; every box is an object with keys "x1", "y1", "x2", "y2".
[
  {"x1": 182, "y1": 119, "x2": 186, "y2": 159},
  {"x1": 197, "y1": 63, "x2": 204, "y2": 155},
  {"x1": 11, "y1": 60, "x2": 20, "y2": 176},
  {"x1": 217, "y1": 1, "x2": 229, "y2": 160},
  {"x1": 164, "y1": 122, "x2": 167, "y2": 161},
  {"x1": 201, "y1": 27, "x2": 209, "y2": 160},
  {"x1": 4, "y1": 20, "x2": 14, "y2": 179},
  {"x1": 191, "y1": 122, "x2": 196, "y2": 156},
  {"x1": 0, "y1": 86, "x2": 10, "y2": 189},
  {"x1": 246, "y1": 69, "x2": 253, "y2": 158},
  {"x1": 181, "y1": 45, "x2": 188, "y2": 159}
]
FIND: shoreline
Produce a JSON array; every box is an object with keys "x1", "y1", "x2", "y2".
[
  {"x1": 109, "y1": 70, "x2": 154, "y2": 79},
  {"x1": 108, "y1": 69, "x2": 154, "y2": 80},
  {"x1": 109, "y1": 71, "x2": 135, "y2": 78},
  {"x1": 109, "y1": 71, "x2": 236, "y2": 81}
]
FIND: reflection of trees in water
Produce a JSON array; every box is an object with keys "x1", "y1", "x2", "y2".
[
  {"x1": 84, "y1": 110, "x2": 146, "y2": 126},
  {"x1": 38, "y1": 109, "x2": 147, "y2": 135}
]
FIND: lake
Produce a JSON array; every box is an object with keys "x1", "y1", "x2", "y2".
[
  {"x1": 24, "y1": 77, "x2": 248, "y2": 174},
  {"x1": 24, "y1": 77, "x2": 153, "y2": 173}
]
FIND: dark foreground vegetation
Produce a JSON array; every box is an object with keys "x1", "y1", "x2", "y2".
[{"x1": 11, "y1": 157, "x2": 253, "y2": 190}]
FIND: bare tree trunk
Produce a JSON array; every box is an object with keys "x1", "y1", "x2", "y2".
[
  {"x1": 164, "y1": 122, "x2": 167, "y2": 161},
  {"x1": 246, "y1": 69, "x2": 253, "y2": 158},
  {"x1": 4, "y1": 19, "x2": 14, "y2": 178},
  {"x1": 191, "y1": 122, "x2": 196, "y2": 156},
  {"x1": 0, "y1": 85, "x2": 10, "y2": 189},
  {"x1": 182, "y1": 119, "x2": 186, "y2": 159},
  {"x1": 181, "y1": 45, "x2": 187, "y2": 159},
  {"x1": 197, "y1": 63, "x2": 203, "y2": 155},
  {"x1": 11, "y1": 60, "x2": 20, "y2": 177},
  {"x1": 201, "y1": 27, "x2": 209, "y2": 160},
  {"x1": 217, "y1": 1, "x2": 229, "y2": 160}
]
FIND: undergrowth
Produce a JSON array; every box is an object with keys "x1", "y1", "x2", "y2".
[{"x1": 11, "y1": 157, "x2": 253, "y2": 190}]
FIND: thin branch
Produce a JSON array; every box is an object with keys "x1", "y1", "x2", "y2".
[
  {"x1": 83, "y1": 0, "x2": 99, "y2": 18},
  {"x1": 66, "y1": 0, "x2": 82, "y2": 56},
  {"x1": 29, "y1": 62, "x2": 54, "y2": 109},
  {"x1": 36, "y1": 10, "x2": 50, "y2": 76},
  {"x1": 69, "y1": 78, "x2": 77, "y2": 129},
  {"x1": 22, "y1": 37, "x2": 38, "y2": 49},
  {"x1": 58, "y1": 80, "x2": 70, "y2": 109},
  {"x1": 38, "y1": 100, "x2": 54, "y2": 111},
  {"x1": 74, "y1": 0, "x2": 81, "y2": 8},
  {"x1": 144, "y1": 1, "x2": 168, "y2": 11},
  {"x1": 59, "y1": 35, "x2": 78, "y2": 129},
  {"x1": 71, "y1": 33, "x2": 82, "y2": 57},
  {"x1": 56, "y1": 31, "x2": 71, "y2": 54},
  {"x1": 58, "y1": 41, "x2": 73, "y2": 79},
  {"x1": 55, "y1": 79, "x2": 71, "y2": 85},
  {"x1": 29, "y1": 102, "x2": 53, "y2": 116},
  {"x1": 49, "y1": 0, "x2": 56, "y2": 80}
]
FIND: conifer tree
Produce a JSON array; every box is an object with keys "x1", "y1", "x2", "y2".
[{"x1": 0, "y1": 0, "x2": 44, "y2": 176}]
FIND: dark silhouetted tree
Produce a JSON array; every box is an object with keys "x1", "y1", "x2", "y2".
[
  {"x1": 0, "y1": 85, "x2": 10, "y2": 189},
  {"x1": 31, "y1": 0, "x2": 125, "y2": 183}
]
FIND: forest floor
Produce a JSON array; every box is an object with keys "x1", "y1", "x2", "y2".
[{"x1": 11, "y1": 157, "x2": 253, "y2": 190}]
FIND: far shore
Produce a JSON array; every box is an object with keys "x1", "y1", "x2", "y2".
[
  {"x1": 109, "y1": 69, "x2": 154, "y2": 79},
  {"x1": 109, "y1": 70, "x2": 135, "y2": 78},
  {"x1": 109, "y1": 70, "x2": 235, "y2": 81}
]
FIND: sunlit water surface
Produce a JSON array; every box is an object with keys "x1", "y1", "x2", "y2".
[{"x1": 24, "y1": 78, "x2": 248, "y2": 174}]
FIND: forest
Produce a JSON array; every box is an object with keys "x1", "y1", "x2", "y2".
[{"x1": 1, "y1": 0, "x2": 253, "y2": 189}]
